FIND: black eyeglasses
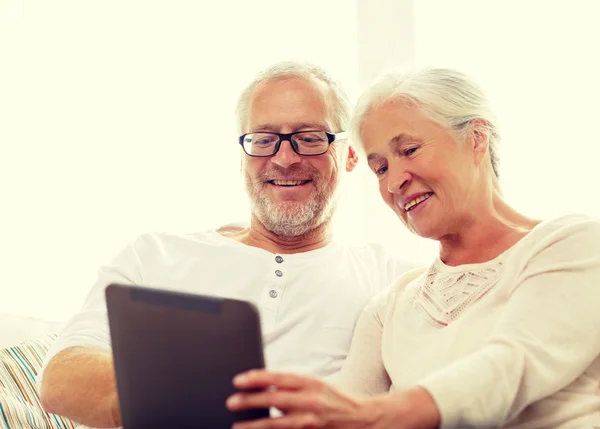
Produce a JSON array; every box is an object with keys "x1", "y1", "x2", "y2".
[{"x1": 238, "y1": 130, "x2": 348, "y2": 157}]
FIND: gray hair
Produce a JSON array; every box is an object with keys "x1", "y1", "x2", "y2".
[
  {"x1": 351, "y1": 68, "x2": 501, "y2": 178},
  {"x1": 235, "y1": 60, "x2": 351, "y2": 135}
]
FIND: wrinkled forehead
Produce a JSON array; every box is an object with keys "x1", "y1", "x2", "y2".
[
  {"x1": 358, "y1": 100, "x2": 426, "y2": 149},
  {"x1": 245, "y1": 76, "x2": 336, "y2": 132}
]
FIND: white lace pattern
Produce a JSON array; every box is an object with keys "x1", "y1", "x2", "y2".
[{"x1": 411, "y1": 261, "x2": 505, "y2": 327}]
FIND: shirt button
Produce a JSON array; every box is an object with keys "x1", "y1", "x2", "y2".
[
  {"x1": 275, "y1": 270, "x2": 283, "y2": 277},
  {"x1": 269, "y1": 290, "x2": 278, "y2": 298},
  {"x1": 275, "y1": 255, "x2": 283, "y2": 263}
]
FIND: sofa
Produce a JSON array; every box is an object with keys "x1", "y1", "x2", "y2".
[{"x1": 0, "y1": 313, "x2": 79, "y2": 429}]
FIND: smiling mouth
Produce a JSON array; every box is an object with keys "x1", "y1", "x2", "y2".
[
  {"x1": 404, "y1": 193, "x2": 433, "y2": 212},
  {"x1": 268, "y1": 180, "x2": 311, "y2": 187}
]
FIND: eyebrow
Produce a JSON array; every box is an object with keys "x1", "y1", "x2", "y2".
[
  {"x1": 252, "y1": 122, "x2": 330, "y2": 132},
  {"x1": 389, "y1": 133, "x2": 423, "y2": 148},
  {"x1": 366, "y1": 133, "x2": 424, "y2": 162},
  {"x1": 366, "y1": 153, "x2": 382, "y2": 163}
]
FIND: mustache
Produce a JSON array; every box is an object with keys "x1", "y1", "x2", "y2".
[{"x1": 258, "y1": 166, "x2": 319, "y2": 182}]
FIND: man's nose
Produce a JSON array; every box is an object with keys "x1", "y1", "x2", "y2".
[{"x1": 271, "y1": 139, "x2": 302, "y2": 168}]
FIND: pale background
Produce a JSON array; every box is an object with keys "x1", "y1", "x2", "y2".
[{"x1": 1, "y1": 0, "x2": 599, "y2": 320}]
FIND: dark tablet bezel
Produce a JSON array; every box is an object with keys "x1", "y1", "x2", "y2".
[{"x1": 105, "y1": 283, "x2": 269, "y2": 429}]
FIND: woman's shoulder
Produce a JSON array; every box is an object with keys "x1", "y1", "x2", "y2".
[
  {"x1": 522, "y1": 213, "x2": 600, "y2": 251},
  {"x1": 505, "y1": 213, "x2": 600, "y2": 279},
  {"x1": 534, "y1": 213, "x2": 600, "y2": 234},
  {"x1": 392, "y1": 265, "x2": 430, "y2": 288},
  {"x1": 365, "y1": 266, "x2": 429, "y2": 315}
]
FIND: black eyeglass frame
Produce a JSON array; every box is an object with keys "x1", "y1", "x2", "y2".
[{"x1": 238, "y1": 130, "x2": 348, "y2": 157}]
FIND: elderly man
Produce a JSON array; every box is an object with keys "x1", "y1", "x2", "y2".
[{"x1": 39, "y1": 61, "x2": 412, "y2": 428}]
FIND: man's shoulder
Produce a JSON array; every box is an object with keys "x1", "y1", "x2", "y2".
[
  {"x1": 340, "y1": 241, "x2": 396, "y2": 257},
  {"x1": 215, "y1": 222, "x2": 249, "y2": 237},
  {"x1": 340, "y1": 242, "x2": 418, "y2": 268},
  {"x1": 335, "y1": 242, "x2": 420, "y2": 289},
  {"x1": 125, "y1": 224, "x2": 246, "y2": 255}
]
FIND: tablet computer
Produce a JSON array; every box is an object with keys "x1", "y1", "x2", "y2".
[{"x1": 105, "y1": 283, "x2": 270, "y2": 429}]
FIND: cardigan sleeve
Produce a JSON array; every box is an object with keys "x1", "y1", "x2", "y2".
[
  {"x1": 335, "y1": 268, "x2": 426, "y2": 396},
  {"x1": 334, "y1": 286, "x2": 392, "y2": 396}
]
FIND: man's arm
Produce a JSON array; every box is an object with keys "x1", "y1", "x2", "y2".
[
  {"x1": 38, "y1": 235, "x2": 148, "y2": 427},
  {"x1": 40, "y1": 346, "x2": 121, "y2": 428}
]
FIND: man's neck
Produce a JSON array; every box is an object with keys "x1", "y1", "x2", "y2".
[{"x1": 229, "y1": 218, "x2": 332, "y2": 254}]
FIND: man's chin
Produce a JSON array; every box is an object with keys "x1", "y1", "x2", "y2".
[
  {"x1": 263, "y1": 217, "x2": 318, "y2": 237},
  {"x1": 270, "y1": 208, "x2": 312, "y2": 224},
  {"x1": 274, "y1": 200, "x2": 308, "y2": 209},
  {"x1": 256, "y1": 203, "x2": 318, "y2": 231}
]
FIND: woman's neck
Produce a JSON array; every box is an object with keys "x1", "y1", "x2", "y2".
[{"x1": 438, "y1": 192, "x2": 540, "y2": 266}]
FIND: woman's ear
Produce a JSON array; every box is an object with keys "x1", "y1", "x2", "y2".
[
  {"x1": 346, "y1": 145, "x2": 359, "y2": 172},
  {"x1": 470, "y1": 119, "x2": 490, "y2": 167}
]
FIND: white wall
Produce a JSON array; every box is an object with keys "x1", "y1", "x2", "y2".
[
  {"x1": 0, "y1": 0, "x2": 361, "y2": 319},
  {"x1": 2, "y1": 1, "x2": 599, "y2": 321}
]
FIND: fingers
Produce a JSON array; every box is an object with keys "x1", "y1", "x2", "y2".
[
  {"x1": 227, "y1": 390, "x2": 326, "y2": 414},
  {"x1": 232, "y1": 413, "x2": 321, "y2": 429},
  {"x1": 228, "y1": 370, "x2": 356, "y2": 429},
  {"x1": 233, "y1": 370, "x2": 323, "y2": 391}
]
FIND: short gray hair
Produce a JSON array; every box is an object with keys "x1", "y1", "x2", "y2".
[
  {"x1": 235, "y1": 61, "x2": 351, "y2": 135},
  {"x1": 351, "y1": 68, "x2": 501, "y2": 178}
]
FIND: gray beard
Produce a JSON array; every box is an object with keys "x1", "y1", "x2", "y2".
[
  {"x1": 251, "y1": 195, "x2": 331, "y2": 237},
  {"x1": 245, "y1": 173, "x2": 340, "y2": 238}
]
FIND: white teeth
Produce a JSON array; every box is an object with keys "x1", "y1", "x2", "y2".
[
  {"x1": 404, "y1": 193, "x2": 433, "y2": 211},
  {"x1": 272, "y1": 180, "x2": 306, "y2": 186}
]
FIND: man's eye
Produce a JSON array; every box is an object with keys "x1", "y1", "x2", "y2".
[
  {"x1": 297, "y1": 135, "x2": 326, "y2": 145},
  {"x1": 404, "y1": 147, "x2": 418, "y2": 156}
]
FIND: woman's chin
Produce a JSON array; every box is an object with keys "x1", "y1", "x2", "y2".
[
  {"x1": 411, "y1": 228, "x2": 435, "y2": 240},
  {"x1": 405, "y1": 218, "x2": 440, "y2": 240}
]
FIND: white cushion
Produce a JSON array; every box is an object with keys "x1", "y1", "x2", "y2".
[{"x1": 0, "y1": 313, "x2": 65, "y2": 348}]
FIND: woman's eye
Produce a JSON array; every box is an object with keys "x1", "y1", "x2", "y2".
[
  {"x1": 375, "y1": 166, "x2": 388, "y2": 176},
  {"x1": 404, "y1": 147, "x2": 418, "y2": 156}
]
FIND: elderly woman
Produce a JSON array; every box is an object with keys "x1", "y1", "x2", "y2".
[{"x1": 226, "y1": 68, "x2": 600, "y2": 429}]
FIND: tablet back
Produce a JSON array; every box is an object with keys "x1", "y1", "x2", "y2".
[{"x1": 106, "y1": 283, "x2": 269, "y2": 429}]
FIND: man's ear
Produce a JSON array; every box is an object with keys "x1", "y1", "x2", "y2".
[
  {"x1": 345, "y1": 145, "x2": 359, "y2": 172},
  {"x1": 470, "y1": 119, "x2": 489, "y2": 167}
]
